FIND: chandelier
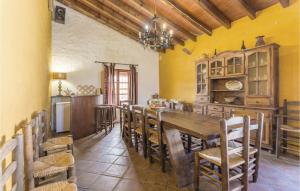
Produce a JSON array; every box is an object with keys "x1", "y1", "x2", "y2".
[{"x1": 138, "y1": 0, "x2": 173, "y2": 50}]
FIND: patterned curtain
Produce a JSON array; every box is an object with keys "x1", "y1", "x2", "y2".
[
  {"x1": 129, "y1": 65, "x2": 138, "y2": 104},
  {"x1": 103, "y1": 63, "x2": 115, "y2": 104}
]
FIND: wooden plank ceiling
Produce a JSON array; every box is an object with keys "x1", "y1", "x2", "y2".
[{"x1": 57, "y1": 0, "x2": 289, "y2": 51}]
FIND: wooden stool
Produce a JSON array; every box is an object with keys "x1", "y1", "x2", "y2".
[{"x1": 96, "y1": 105, "x2": 113, "y2": 134}]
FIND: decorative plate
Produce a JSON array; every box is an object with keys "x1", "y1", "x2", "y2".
[{"x1": 225, "y1": 80, "x2": 243, "y2": 90}]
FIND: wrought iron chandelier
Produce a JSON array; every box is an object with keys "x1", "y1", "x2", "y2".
[{"x1": 138, "y1": 0, "x2": 173, "y2": 50}]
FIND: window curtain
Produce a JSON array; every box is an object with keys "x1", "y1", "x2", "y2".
[
  {"x1": 103, "y1": 63, "x2": 115, "y2": 104},
  {"x1": 129, "y1": 65, "x2": 138, "y2": 104}
]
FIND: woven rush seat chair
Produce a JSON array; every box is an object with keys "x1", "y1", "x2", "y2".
[
  {"x1": 122, "y1": 104, "x2": 134, "y2": 146},
  {"x1": 33, "y1": 151, "x2": 74, "y2": 178},
  {"x1": 276, "y1": 99, "x2": 300, "y2": 159},
  {"x1": 145, "y1": 109, "x2": 168, "y2": 172},
  {"x1": 230, "y1": 111, "x2": 264, "y2": 182},
  {"x1": 24, "y1": 120, "x2": 75, "y2": 187},
  {"x1": 132, "y1": 105, "x2": 147, "y2": 158},
  {"x1": 194, "y1": 115, "x2": 250, "y2": 191},
  {"x1": 31, "y1": 181, "x2": 77, "y2": 191},
  {"x1": 34, "y1": 110, "x2": 74, "y2": 155},
  {"x1": 0, "y1": 133, "x2": 77, "y2": 191}
]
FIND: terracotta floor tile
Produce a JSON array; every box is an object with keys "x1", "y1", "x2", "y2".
[
  {"x1": 114, "y1": 156, "x2": 132, "y2": 166},
  {"x1": 90, "y1": 175, "x2": 120, "y2": 191},
  {"x1": 85, "y1": 162, "x2": 111, "y2": 174},
  {"x1": 77, "y1": 172, "x2": 99, "y2": 188},
  {"x1": 104, "y1": 164, "x2": 129, "y2": 177},
  {"x1": 75, "y1": 125, "x2": 300, "y2": 191},
  {"x1": 114, "y1": 179, "x2": 143, "y2": 191},
  {"x1": 96, "y1": 154, "x2": 119, "y2": 163}
]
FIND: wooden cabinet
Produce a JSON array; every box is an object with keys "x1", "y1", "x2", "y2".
[
  {"x1": 209, "y1": 57, "x2": 224, "y2": 77},
  {"x1": 196, "y1": 61, "x2": 209, "y2": 95},
  {"x1": 195, "y1": 44, "x2": 279, "y2": 151},
  {"x1": 225, "y1": 53, "x2": 244, "y2": 76},
  {"x1": 245, "y1": 44, "x2": 279, "y2": 107}
]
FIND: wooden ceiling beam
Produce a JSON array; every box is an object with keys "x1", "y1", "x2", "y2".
[
  {"x1": 123, "y1": 0, "x2": 198, "y2": 41},
  {"x1": 98, "y1": 0, "x2": 185, "y2": 46},
  {"x1": 197, "y1": 0, "x2": 231, "y2": 29},
  {"x1": 236, "y1": 0, "x2": 256, "y2": 19},
  {"x1": 79, "y1": 0, "x2": 142, "y2": 34},
  {"x1": 161, "y1": 0, "x2": 212, "y2": 35},
  {"x1": 279, "y1": 0, "x2": 290, "y2": 7},
  {"x1": 79, "y1": 0, "x2": 177, "y2": 49},
  {"x1": 57, "y1": 0, "x2": 139, "y2": 41},
  {"x1": 57, "y1": 0, "x2": 172, "y2": 52}
]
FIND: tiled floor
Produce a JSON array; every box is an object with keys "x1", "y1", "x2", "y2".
[{"x1": 74, "y1": 125, "x2": 300, "y2": 191}]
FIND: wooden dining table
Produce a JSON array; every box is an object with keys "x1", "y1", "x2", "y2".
[{"x1": 160, "y1": 111, "x2": 259, "y2": 188}]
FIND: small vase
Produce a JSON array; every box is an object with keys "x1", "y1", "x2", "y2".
[{"x1": 255, "y1": 35, "x2": 265, "y2": 47}]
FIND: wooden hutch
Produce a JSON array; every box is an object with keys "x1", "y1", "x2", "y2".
[{"x1": 194, "y1": 43, "x2": 279, "y2": 151}]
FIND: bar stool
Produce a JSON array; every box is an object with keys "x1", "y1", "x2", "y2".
[{"x1": 96, "y1": 105, "x2": 113, "y2": 135}]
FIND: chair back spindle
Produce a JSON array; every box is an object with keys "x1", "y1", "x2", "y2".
[
  {"x1": 0, "y1": 133, "x2": 24, "y2": 191},
  {"x1": 220, "y1": 116, "x2": 250, "y2": 191}
]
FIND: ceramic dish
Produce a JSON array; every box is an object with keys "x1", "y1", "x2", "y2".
[{"x1": 225, "y1": 80, "x2": 243, "y2": 90}]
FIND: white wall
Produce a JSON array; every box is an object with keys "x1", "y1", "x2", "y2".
[{"x1": 51, "y1": 2, "x2": 159, "y2": 105}]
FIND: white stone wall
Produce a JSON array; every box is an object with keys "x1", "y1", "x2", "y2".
[{"x1": 51, "y1": 2, "x2": 159, "y2": 105}]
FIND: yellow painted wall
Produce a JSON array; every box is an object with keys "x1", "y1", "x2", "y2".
[
  {"x1": 160, "y1": 2, "x2": 299, "y2": 105},
  {"x1": 0, "y1": 0, "x2": 51, "y2": 146}
]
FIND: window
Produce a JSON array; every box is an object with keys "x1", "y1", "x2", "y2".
[{"x1": 114, "y1": 69, "x2": 130, "y2": 105}]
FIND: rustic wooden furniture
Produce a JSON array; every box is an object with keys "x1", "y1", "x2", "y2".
[
  {"x1": 276, "y1": 99, "x2": 300, "y2": 159},
  {"x1": 24, "y1": 120, "x2": 75, "y2": 188},
  {"x1": 0, "y1": 133, "x2": 24, "y2": 191},
  {"x1": 71, "y1": 95, "x2": 98, "y2": 139},
  {"x1": 122, "y1": 104, "x2": 133, "y2": 146},
  {"x1": 195, "y1": 44, "x2": 279, "y2": 151},
  {"x1": 145, "y1": 109, "x2": 168, "y2": 172},
  {"x1": 132, "y1": 106, "x2": 147, "y2": 158},
  {"x1": 160, "y1": 111, "x2": 258, "y2": 188},
  {"x1": 35, "y1": 110, "x2": 73, "y2": 156},
  {"x1": 119, "y1": 100, "x2": 132, "y2": 135},
  {"x1": 194, "y1": 116, "x2": 250, "y2": 191},
  {"x1": 230, "y1": 111, "x2": 264, "y2": 182},
  {"x1": 95, "y1": 105, "x2": 114, "y2": 134}
]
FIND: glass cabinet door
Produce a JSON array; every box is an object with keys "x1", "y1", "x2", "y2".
[
  {"x1": 247, "y1": 50, "x2": 269, "y2": 96},
  {"x1": 210, "y1": 60, "x2": 224, "y2": 77},
  {"x1": 226, "y1": 56, "x2": 244, "y2": 76},
  {"x1": 197, "y1": 63, "x2": 208, "y2": 95}
]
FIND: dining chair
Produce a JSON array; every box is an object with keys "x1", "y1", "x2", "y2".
[
  {"x1": 194, "y1": 116, "x2": 250, "y2": 191},
  {"x1": 145, "y1": 109, "x2": 168, "y2": 172},
  {"x1": 24, "y1": 119, "x2": 75, "y2": 187},
  {"x1": 33, "y1": 110, "x2": 74, "y2": 156},
  {"x1": 132, "y1": 105, "x2": 147, "y2": 158},
  {"x1": 230, "y1": 110, "x2": 264, "y2": 182},
  {"x1": 0, "y1": 133, "x2": 24, "y2": 191},
  {"x1": 119, "y1": 100, "x2": 132, "y2": 135},
  {"x1": 276, "y1": 99, "x2": 300, "y2": 159},
  {"x1": 122, "y1": 104, "x2": 133, "y2": 146}
]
